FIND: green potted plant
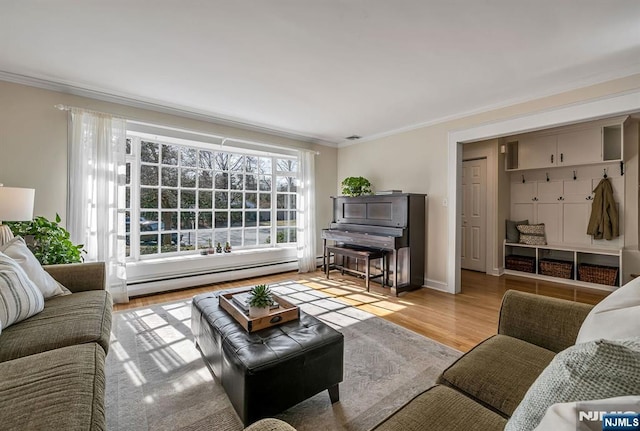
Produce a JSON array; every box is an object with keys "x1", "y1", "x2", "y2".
[
  {"x1": 7, "y1": 214, "x2": 84, "y2": 264},
  {"x1": 248, "y1": 284, "x2": 274, "y2": 318},
  {"x1": 341, "y1": 176, "x2": 372, "y2": 197}
]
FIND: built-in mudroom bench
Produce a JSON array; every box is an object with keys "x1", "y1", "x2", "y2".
[{"x1": 501, "y1": 115, "x2": 636, "y2": 290}]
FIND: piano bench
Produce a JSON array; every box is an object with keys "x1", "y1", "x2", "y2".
[{"x1": 325, "y1": 245, "x2": 386, "y2": 291}]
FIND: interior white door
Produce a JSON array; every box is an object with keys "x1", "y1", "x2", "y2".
[{"x1": 461, "y1": 159, "x2": 486, "y2": 272}]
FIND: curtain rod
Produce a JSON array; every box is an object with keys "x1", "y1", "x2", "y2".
[{"x1": 55, "y1": 105, "x2": 319, "y2": 155}]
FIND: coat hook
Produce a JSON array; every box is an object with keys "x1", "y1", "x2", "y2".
[
  {"x1": 620, "y1": 161, "x2": 624, "y2": 176},
  {"x1": 546, "y1": 172, "x2": 550, "y2": 182},
  {"x1": 573, "y1": 170, "x2": 577, "y2": 180},
  {"x1": 521, "y1": 174, "x2": 525, "y2": 184},
  {"x1": 603, "y1": 168, "x2": 608, "y2": 179}
]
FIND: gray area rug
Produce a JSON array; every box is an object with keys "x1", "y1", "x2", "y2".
[{"x1": 106, "y1": 281, "x2": 461, "y2": 431}]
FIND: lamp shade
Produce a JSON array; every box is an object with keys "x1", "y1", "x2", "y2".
[{"x1": 0, "y1": 186, "x2": 35, "y2": 222}]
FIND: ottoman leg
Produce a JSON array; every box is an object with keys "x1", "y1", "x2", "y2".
[{"x1": 328, "y1": 384, "x2": 340, "y2": 403}]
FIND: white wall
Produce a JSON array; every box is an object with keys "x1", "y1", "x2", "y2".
[
  {"x1": 0, "y1": 81, "x2": 338, "y2": 260},
  {"x1": 338, "y1": 73, "x2": 640, "y2": 291}
]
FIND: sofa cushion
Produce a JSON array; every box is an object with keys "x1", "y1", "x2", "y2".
[
  {"x1": 0, "y1": 236, "x2": 69, "y2": 298},
  {"x1": 576, "y1": 276, "x2": 640, "y2": 344},
  {"x1": 372, "y1": 385, "x2": 507, "y2": 431},
  {"x1": 0, "y1": 290, "x2": 112, "y2": 362},
  {"x1": 438, "y1": 334, "x2": 555, "y2": 417},
  {"x1": 0, "y1": 343, "x2": 106, "y2": 431},
  {"x1": 505, "y1": 337, "x2": 640, "y2": 431},
  {"x1": 0, "y1": 251, "x2": 45, "y2": 335}
]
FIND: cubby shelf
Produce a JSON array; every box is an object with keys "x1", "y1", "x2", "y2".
[{"x1": 503, "y1": 241, "x2": 621, "y2": 291}]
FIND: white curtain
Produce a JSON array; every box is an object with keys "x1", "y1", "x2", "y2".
[
  {"x1": 297, "y1": 150, "x2": 317, "y2": 272},
  {"x1": 68, "y1": 108, "x2": 128, "y2": 303}
]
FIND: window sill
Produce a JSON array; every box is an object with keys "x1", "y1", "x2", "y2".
[{"x1": 126, "y1": 246, "x2": 297, "y2": 284}]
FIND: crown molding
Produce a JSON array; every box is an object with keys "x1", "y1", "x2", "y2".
[{"x1": 0, "y1": 70, "x2": 339, "y2": 148}]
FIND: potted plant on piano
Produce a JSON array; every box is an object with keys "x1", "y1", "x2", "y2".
[
  {"x1": 341, "y1": 176, "x2": 372, "y2": 197},
  {"x1": 248, "y1": 284, "x2": 274, "y2": 318}
]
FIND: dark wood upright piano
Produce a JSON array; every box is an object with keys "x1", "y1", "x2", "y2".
[{"x1": 322, "y1": 193, "x2": 427, "y2": 296}]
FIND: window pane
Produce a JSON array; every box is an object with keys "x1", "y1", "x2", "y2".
[
  {"x1": 140, "y1": 165, "x2": 158, "y2": 186},
  {"x1": 230, "y1": 212, "x2": 242, "y2": 227},
  {"x1": 199, "y1": 150, "x2": 214, "y2": 169},
  {"x1": 126, "y1": 187, "x2": 130, "y2": 208},
  {"x1": 245, "y1": 174, "x2": 257, "y2": 191},
  {"x1": 199, "y1": 191, "x2": 212, "y2": 209},
  {"x1": 181, "y1": 231, "x2": 196, "y2": 250},
  {"x1": 140, "y1": 188, "x2": 158, "y2": 208},
  {"x1": 126, "y1": 138, "x2": 132, "y2": 155},
  {"x1": 198, "y1": 170, "x2": 213, "y2": 188},
  {"x1": 214, "y1": 230, "x2": 228, "y2": 245},
  {"x1": 277, "y1": 195, "x2": 287, "y2": 209},
  {"x1": 181, "y1": 169, "x2": 197, "y2": 188},
  {"x1": 126, "y1": 163, "x2": 131, "y2": 184},
  {"x1": 276, "y1": 176, "x2": 289, "y2": 192},
  {"x1": 259, "y1": 175, "x2": 271, "y2": 191},
  {"x1": 230, "y1": 192, "x2": 243, "y2": 209},
  {"x1": 230, "y1": 230, "x2": 242, "y2": 247},
  {"x1": 289, "y1": 228, "x2": 297, "y2": 242},
  {"x1": 230, "y1": 173, "x2": 243, "y2": 190},
  {"x1": 276, "y1": 159, "x2": 297, "y2": 172},
  {"x1": 161, "y1": 189, "x2": 177, "y2": 208},
  {"x1": 259, "y1": 194, "x2": 271, "y2": 209},
  {"x1": 161, "y1": 212, "x2": 178, "y2": 230},
  {"x1": 162, "y1": 144, "x2": 179, "y2": 165},
  {"x1": 141, "y1": 234, "x2": 158, "y2": 247},
  {"x1": 140, "y1": 212, "x2": 159, "y2": 231},
  {"x1": 198, "y1": 212, "x2": 212, "y2": 229},
  {"x1": 215, "y1": 192, "x2": 228, "y2": 209},
  {"x1": 259, "y1": 228, "x2": 270, "y2": 245},
  {"x1": 198, "y1": 232, "x2": 213, "y2": 249},
  {"x1": 180, "y1": 212, "x2": 196, "y2": 229},
  {"x1": 246, "y1": 156, "x2": 258, "y2": 173},
  {"x1": 181, "y1": 190, "x2": 196, "y2": 208},
  {"x1": 215, "y1": 212, "x2": 228, "y2": 228},
  {"x1": 230, "y1": 154, "x2": 244, "y2": 171},
  {"x1": 215, "y1": 172, "x2": 228, "y2": 189},
  {"x1": 276, "y1": 228, "x2": 287, "y2": 243},
  {"x1": 215, "y1": 153, "x2": 229, "y2": 170},
  {"x1": 289, "y1": 177, "x2": 297, "y2": 193},
  {"x1": 245, "y1": 211, "x2": 257, "y2": 227},
  {"x1": 161, "y1": 234, "x2": 177, "y2": 252},
  {"x1": 259, "y1": 211, "x2": 271, "y2": 226},
  {"x1": 244, "y1": 229, "x2": 257, "y2": 246},
  {"x1": 141, "y1": 141, "x2": 159, "y2": 163},
  {"x1": 162, "y1": 167, "x2": 179, "y2": 187},
  {"x1": 289, "y1": 194, "x2": 297, "y2": 210},
  {"x1": 245, "y1": 193, "x2": 257, "y2": 209},
  {"x1": 181, "y1": 148, "x2": 197, "y2": 167},
  {"x1": 259, "y1": 158, "x2": 272, "y2": 174}
]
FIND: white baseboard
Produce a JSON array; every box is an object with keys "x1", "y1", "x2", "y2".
[
  {"x1": 488, "y1": 267, "x2": 504, "y2": 276},
  {"x1": 126, "y1": 262, "x2": 298, "y2": 299},
  {"x1": 424, "y1": 278, "x2": 451, "y2": 293}
]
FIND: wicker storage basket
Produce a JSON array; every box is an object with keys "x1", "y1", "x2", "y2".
[
  {"x1": 578, "y1": 263, "x2": 619, "y2": 286},
  {"x1": 505, "y1": 255, "x2": 536, "y2": 273},
  {"x1": 539, "y1": 259, "x2": 573, "y2": 279}
]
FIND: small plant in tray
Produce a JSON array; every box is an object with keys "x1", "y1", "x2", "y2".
[{"x1": 248, "y1": 284, "x2": 275, "y2": 318}]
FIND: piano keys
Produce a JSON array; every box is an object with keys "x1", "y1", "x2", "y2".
[{"x1": 322, "y1": 193, "x2": 427, "y2": 296}]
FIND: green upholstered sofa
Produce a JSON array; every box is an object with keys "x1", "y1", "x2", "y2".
[
  {"x1": 244, "y1": 290, "x2": 594, "y2": 431},
  {"x1": 0, "y1": 262, "x2": 112, "y2": 431}
]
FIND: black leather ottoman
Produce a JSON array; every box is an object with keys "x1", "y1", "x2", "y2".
[{"x1": 191, "y1": 290, "x2": 344, "y2": 426}]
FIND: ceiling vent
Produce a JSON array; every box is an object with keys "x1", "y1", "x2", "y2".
[{"x1": 345, "y1": 135, "x2": 362, "y2": 141}]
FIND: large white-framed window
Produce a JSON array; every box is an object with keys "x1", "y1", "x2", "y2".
[{"x1": 124, "y1": 133, "x2": 298, "y2": 260}]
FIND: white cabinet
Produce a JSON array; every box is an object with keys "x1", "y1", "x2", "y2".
[
  {"x1": 517, "y1": 135, "x2": 557, "y2": 170},
  {"x1": 505, "y1": 118, "x2": 626, "y2": 171},
  {"x1": 556, "y1": 128, "x2": 602, "y2": 166}
]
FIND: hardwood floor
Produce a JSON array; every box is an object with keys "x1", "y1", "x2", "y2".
[{"x1": 114, "y1": 269, "x2": 609, "y2": 352}]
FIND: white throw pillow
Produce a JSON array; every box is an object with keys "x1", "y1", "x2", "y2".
[
  {"x1": 505, "y1": 337, "x2": 640, "y2": 431},
  {"x1": 0, "y1": 252, "x2": 45, "y2": 334},
  {"x1": 534, "y1": 396, "x2": 640, "y2": 431},
  {"x1": 576, "y1": 276, "x2": 640, "y2": 344},
  {"x1": 0, "y1": 236, "x2": 70, "y2": 298}
]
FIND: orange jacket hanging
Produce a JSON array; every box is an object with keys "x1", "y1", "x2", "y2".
[{"x1": 586, "y1": 178, "x2": 619, "y2": 240}]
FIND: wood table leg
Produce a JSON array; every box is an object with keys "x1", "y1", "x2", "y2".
[{"x1": 328, "y1": 384, "x2": 340, "y2": 403}]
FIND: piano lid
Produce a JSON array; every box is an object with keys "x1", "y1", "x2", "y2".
[{"x1": 331, "y1": 194, "x2": 424, "y2": 228}]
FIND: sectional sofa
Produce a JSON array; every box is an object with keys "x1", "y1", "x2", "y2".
[{"x1": 0, "y1": 262, "x2": 112, "y2": 430}]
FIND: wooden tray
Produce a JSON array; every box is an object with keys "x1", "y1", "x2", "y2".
[{"x1": 219, "y1": 290, "x2": 299, "y2": 332}]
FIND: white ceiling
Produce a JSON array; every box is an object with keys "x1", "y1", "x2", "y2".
[{"x1": 1, "y1": 1, "x2": 640, "y2": 146}]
